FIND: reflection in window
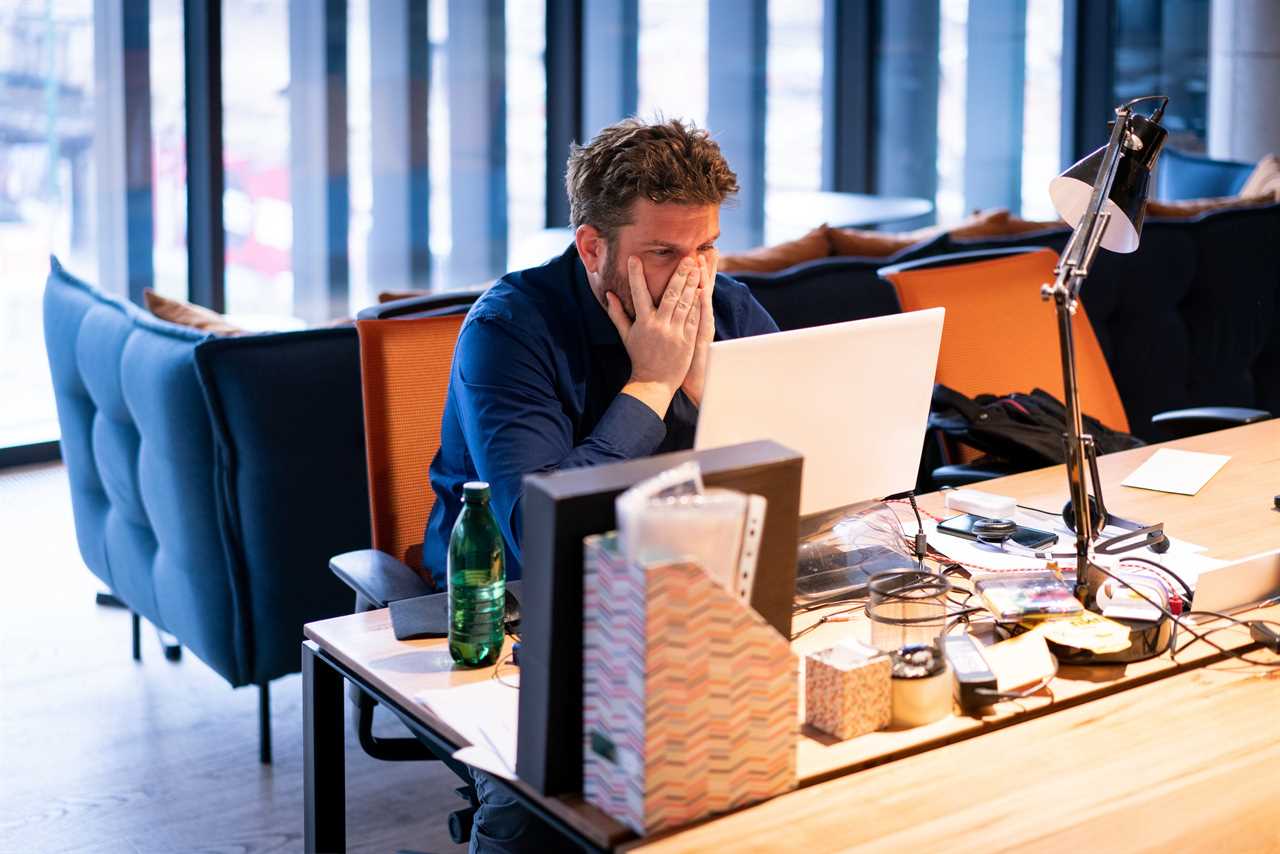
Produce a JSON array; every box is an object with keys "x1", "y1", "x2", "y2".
[
  {"x1": 151, "y1": 0, "x2": 187, "y2": 300},
  {"x1": 765, "y1": 0, "x2": 823, "y2": 197},
  {"x1": 222, "y1": 0, "x2": 293, "y2": 318},
  {"x1": 0, "y1": 0, "x2": 95, "y2": 447},
  {"x1": 1114, "y1": 0, "x2": 1208, "y2": 153},
  {"x1": 637, "y1": 0, "x2": 708, "y2": 128}
]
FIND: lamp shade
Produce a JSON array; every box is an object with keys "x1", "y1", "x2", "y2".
[{"x1": 1049, "y1": 113, "x2": 1168, "y2": 253}]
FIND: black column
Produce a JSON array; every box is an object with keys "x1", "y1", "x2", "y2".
[
  {"x1": 822, "y1": 0, "x2": 875, "y2": 193},
  {"x1": 1061, "y1": 0, "x2": 1116, "y2": 166},
  {"x1": 184, "y1": 0, "x2": 225, "y2": 311},
  {"x1": 546, "y1": 0, "x2": 584, "y2": 228}
]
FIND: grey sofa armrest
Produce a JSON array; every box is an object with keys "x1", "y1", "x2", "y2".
[
  {"x1": 329, "y1": 549, "x2": 434, "y2": 609},
  {"x1": 1151, "y1": 406, "x2": 1271, "y2": 439}
]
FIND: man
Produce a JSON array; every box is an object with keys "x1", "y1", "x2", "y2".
[
  {"x1": 423, "y1": 118, "x2": 778, "y2": 852},
  {"x1": 424, "y1": 118, "x2": 778, "y2": 584}
]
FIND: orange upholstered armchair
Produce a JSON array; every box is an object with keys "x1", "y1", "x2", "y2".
[{"x1": 879, "y1": 247, "x2": 1129, "y2": 486}]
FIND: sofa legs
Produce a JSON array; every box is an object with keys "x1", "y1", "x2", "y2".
[
  {"x1": 259, "y1": 682, "x2": 273, "y2": 765},
  {"x1": 132, "y1": 613, "x2": 142, "y2": 661}
]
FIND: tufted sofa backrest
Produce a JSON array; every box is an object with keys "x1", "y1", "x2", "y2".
[
  {"x1": 43, "y1": 258, "x2": 240, "y2": 678},
  {"x1": 43, "y1": 259, "x2": 370, "y2": 687}
]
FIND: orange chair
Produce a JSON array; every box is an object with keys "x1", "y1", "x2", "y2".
[
  {"x1": 328, "y1": 294, "x2": 487, "y2": 844},
  {"x1": 357, "y1": 312, "x2": 466, "y2": 584},
  {"x1": 879, "y1": 247, "x2": 1129, "y2": 482}
]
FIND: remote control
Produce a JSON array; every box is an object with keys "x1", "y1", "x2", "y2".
[{"x1": 940, "y1": 633, "x2": 998, "y2": 712}]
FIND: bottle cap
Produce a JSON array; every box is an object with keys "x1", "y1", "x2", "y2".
[{"x1": 462, "y1": 481, "x2": 491, "y2": 502}]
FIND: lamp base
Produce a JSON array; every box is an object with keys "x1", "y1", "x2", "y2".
[{"x1": 1047, "y1": 612, "x2": 1175, "y2": 665}]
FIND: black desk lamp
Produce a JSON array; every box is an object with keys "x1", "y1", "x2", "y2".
[{"x1": 1043, "y1": 95, "x2": 1173, "y2": 661}]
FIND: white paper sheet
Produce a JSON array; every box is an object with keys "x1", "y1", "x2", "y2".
[
  {"x1": 417, "y1": 677, "x2": 519, "y2": 780},
  {"x1": 1121, "y1": 448, "x2": 1231, "y2": 496}
]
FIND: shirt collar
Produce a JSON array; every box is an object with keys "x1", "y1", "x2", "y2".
[{"x1": 567, "y1": 244, "x2": 623, "y2": 349}]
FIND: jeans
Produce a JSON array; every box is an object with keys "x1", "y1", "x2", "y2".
[{"x1": 469, "y1": 768, "x2": 559, "y2": 853}]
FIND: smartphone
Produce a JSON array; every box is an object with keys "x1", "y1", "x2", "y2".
[{"x1": 936, "y1": 513, "x2": 1058, "y2": 550}]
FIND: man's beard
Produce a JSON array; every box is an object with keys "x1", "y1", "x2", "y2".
[{"x1": 598, "y1": 253, "x2": 638, "y2": 321}]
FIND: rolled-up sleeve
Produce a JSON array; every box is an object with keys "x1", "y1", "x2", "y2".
[{"x1": 453, "y1": 315, "x2": 666, "y2": 561}]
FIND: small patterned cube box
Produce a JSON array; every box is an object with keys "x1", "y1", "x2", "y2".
[{"x1": 805, "y1": 640, "x2": 892, "y2": 740}]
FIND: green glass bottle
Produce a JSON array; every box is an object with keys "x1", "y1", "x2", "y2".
[{"x1": 448, "y1": 481, "x2": 506, "y2": 667}]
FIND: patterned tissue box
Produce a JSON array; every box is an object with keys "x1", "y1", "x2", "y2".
[{"x1": 805, "y1": 641, "x2": 892, "y2": 740}]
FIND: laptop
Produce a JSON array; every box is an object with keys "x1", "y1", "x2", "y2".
[{"x1": 695, "y1": 308, "x2": 946, "y2": 603}]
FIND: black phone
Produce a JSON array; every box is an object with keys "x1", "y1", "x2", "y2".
[{"x1": 936, "y1": 513, "x2": 1058, "y2": 550}]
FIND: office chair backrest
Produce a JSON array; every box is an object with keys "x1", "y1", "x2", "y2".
[
  {"x1": 356, "y1": 313, "x2": 466, "y2": 579},
  {"x1": 880, "y1": 247, "x2": 1130, "y2": 436}
]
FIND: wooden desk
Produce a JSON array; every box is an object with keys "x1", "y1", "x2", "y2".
[{"x1": 302, "y1": 422, "x2": 1280, "y2": 851}]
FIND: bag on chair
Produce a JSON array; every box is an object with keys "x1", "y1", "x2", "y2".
[{"x1": 928, "y1": 384, "x2": 1144, "y2": 468}]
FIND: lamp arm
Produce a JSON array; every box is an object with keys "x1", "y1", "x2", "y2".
[{"x1": 1045, "y1": 105, "x2": 1135, "y2": 603}]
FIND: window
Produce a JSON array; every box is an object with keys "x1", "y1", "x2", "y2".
[
  {"x1": 765, "y1": 0, "x2": 823, "y2": 198},
  {"x1": 0, "y1": 0, "x2": 96, "y2": 448},
  {"x1": 1021, "y1": 0, "x2": 1064, "y2": 219},
  {"x1": 151, "y1": 0, "x2": 188, "y2": 300},
  {"x1": 1114, "y1": 0, "x2": 1209, "y2": 153},
  {"x1": 221, "y1": 0, "x2": 293, "y2": 319},
  {"x1": 637, "y1": 0, "x2": 709, "y2": 127},
  {"x1": 506, "y1": 0, "x2": 546, "y2": 267}
]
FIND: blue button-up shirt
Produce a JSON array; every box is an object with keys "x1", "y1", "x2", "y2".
[{"x1": 422, "y1": 245, "x2": 779, "y2": 583}]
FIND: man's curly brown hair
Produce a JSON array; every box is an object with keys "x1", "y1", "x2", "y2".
[{"x1": 565, "y1": 118, "x2": 739, "y2": 239}]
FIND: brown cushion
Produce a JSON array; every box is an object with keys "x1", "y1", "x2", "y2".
[
  {"x1": 947, "y1": 209, "x2": 1063, "y2": 238},
  {"x1": 143, "y1": 290, "x2": 247, "y2": 336},
  {"x1": 1239, "y1": 153, "x2": 1280, "y2": 200},
  {"x1": 718, "y1": 224, "x2": 833, "y2": 273},
  {"x1": 826, "y1": 226, "x2": 921, "y2": 258},
  {"x1": 1146, "y1": 194, "x2": 1275, "y2": 218},
  {"x1": 377, "y1": 289, "x2": 431, "y2": 304}
]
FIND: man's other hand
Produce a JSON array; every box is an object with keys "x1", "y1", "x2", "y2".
[
  {"x1": 679, "y1": 252, "x2": 717, "y2": 407},
  {"x1": 605, "y1": 255, "x2": 701, "y2": 420}
]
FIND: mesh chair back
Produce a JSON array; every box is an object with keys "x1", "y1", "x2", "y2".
[
  {"x1": 882, "y1": 248, "x2": 1130, "y2": 454},
  {"x1": 356, "y1": 313, "x2": 465, "y2": 580}
]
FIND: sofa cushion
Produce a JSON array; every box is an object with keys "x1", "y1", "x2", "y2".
[{"x1": 1239, "y1": 153, "x2": 1280, "y2": 200}]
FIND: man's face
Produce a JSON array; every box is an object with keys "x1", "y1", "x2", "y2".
[{"x1": 591, "y1": 199, "x2": 720, "y2": 320}]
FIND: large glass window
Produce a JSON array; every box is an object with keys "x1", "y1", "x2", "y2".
[
  {"x1": 428, "y1": 0, "x2": 452, "y2": 288},
  {"x1": 505, "y1": 0, "x2": 546, "y2": 267},
  {"x1": 222, "y1": 0, "x2": 292, "y2": 318},
  {"x1": 1, "y1": 0, "x2": 96, "y2": 448},
  {"x1": 151, "y1": 0, "x2": 187, "y2": 300},
  {"x1": 637, "y1": 0, "x2": 708, "y2": 127},
  {"x1": 1021, "y1": 0, "x2": 1064, "y2": 219},
  {"x1": 765, "y1": 0, "x2": 823, "y2": 198},
  {"x1": 935, "y1": 0, "x2": 967, "y2": 223},
  {"x1": 1114, "y1": 0, "x2": 1209, "y2": 153}
]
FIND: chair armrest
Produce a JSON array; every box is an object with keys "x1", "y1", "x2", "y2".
[
  {"x1": 329, "y1": 549, "x2": 434, "y2": 609},
  {"x1": 931, "y1": 462, "x2": 1022, "y2": 489},
  {"x1": 1151, "y1": 407, "x2": 1271, "y2": 439}
]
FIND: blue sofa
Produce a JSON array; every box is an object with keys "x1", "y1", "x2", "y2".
[{"x1": 43, "y1": 258, "x2": 370, "y2": 761}]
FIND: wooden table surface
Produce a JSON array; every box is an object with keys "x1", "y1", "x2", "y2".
[{"x1": 306, "y1": 421, "x2": 1280, "y2": 850}]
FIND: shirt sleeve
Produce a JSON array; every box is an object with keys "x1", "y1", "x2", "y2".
[{"x1": 452, "y1": 315, "x2": 667, "y2": 563}]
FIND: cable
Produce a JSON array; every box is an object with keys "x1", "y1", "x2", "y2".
[
  {"x1": 973, "y1": 654, "x2": 1059, "y2": 702},
  {"x1": 1086, "y1": 561, "x2": 1280, "y2": 668}
]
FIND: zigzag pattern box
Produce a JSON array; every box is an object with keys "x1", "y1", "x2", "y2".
[{"x1": 582, "y1": 534, "x2": 798, "y2": 836}]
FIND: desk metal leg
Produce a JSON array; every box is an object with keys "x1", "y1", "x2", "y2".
[{"x1": 304, "y1": 640, "x2": 346, "y2": 853}]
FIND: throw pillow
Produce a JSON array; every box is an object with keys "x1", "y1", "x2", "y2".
[
  {"x1": 826, "y1": 226, "x2": 920, "y2": 258},
  {"x1": 378, "y1": 289, "x2": 431, "y2": 304},
  {"x1": 718, "y1": 224, "x2": 833, "y2": 273},
  {"x1": 948, "y1": 209, "x2": 1063, "y2": 238},
  {"x1": 143, "y1": 290, "x2": 247, "y2": 336},
  {"x1": 1239, "y1": 153, "x2": 1280, "y2": 201}
]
